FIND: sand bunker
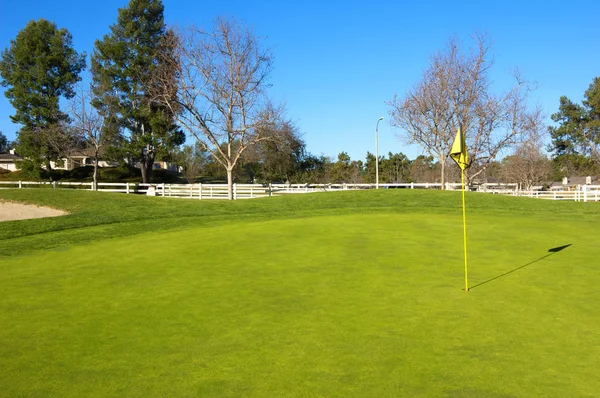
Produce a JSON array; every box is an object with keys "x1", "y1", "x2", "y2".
[{"x1": 0, "y1": 201, "x2": 67, "y2": 222}]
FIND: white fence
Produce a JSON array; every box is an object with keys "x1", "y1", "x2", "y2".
[
  {"x1": 505, "y1": 186, "x2": 600, "y2": 202},
  {"x1": 0, "y1": 181, "x2": 270, "y2": 199},
  {"x1": 1, "y1": 180, "x2": 600, "y2": 202}
]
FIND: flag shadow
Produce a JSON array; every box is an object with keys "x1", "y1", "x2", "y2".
[{"x1": 468, "y1": 244, "x2": 572, "y2": 290}]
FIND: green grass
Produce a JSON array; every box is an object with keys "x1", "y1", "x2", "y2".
[{"x1": 1, "y1": 189, "x2": 600, "y2": 396}]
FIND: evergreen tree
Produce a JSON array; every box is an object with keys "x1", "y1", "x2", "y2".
[
  {"x1": 91, "y1": 0, "x2": 183, "y2": 183},
  {"x1": 549, "y1": 77, "x2": 600, "y2": 165},
  {"x1": 0, "y1": 131, "x2": 8, "y2": 152},
  {"x1": 0, "y1": 19, "x2": 86, "y2": 168}
]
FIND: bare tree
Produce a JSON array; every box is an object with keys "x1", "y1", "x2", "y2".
[
  {"x1": 68, "y1": 83, "x2": 113, "y2": 190},
  {"x1": 502, "y1": 135, "x2": 553, "y2": 190},
  {"x1": 153, "y1": 18, "x2": 280, "y2": 199},
  {"x1": 177, "y1": 143, "x2": 209, "y2": 183},
  {"x1": 387, "y1": 34, "x2": 543, "y2": 187}
]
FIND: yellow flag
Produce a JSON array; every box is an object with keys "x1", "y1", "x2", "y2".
[{"x1": 450, "y1": 127, "x2": 468, "y2": 170}]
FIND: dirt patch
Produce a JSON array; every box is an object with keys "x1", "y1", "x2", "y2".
[{"x1": 0, "y1": 201, "x2": 68, "y2": 222}]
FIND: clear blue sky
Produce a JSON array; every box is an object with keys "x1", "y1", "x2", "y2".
[{"x1": 1, "y1": 0, "x2": 598, "y2": 161}]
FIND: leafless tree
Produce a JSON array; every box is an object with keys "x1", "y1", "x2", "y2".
[
  {"x1": 68, "y1": 82, "x2": 112, "y2": 190},
  {"x1": 387, "y1": 34, "x2": 543, "y2": 188},
  {"x1": 153, "y1": 18, "x2": 281, "y2": 199},
  {"x1": 502, "y1": 135, "x2": 553, "y2": 190}
]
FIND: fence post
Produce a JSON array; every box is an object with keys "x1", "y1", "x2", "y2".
[
  {"x1": 19, "y1": 180, "x2": 22, "y2": 189},
  {"x1": 126, "y1": 182, "x2": 130, "y2": 194},
  {"x1": 233, "y1": 183, "x2": 237, "y2": 200},
  {"x1": 583, "y1": 185, "x2": 588, "y2": 202},
  {"x1": 199, "y1": 183, "x2": 202, "y2": 199},
  {"x1": 162, "y1": 183, "x2": 166, "y2": 197},
  {"x1": 90, "y1": 181, "x2": 94, "y2": 191},
  {"x1": 410, "y1": 182, "x2": 414, "y2": 189},
  {"x1": 268, "y1": 183, "x2": 272, "y2": 197}
]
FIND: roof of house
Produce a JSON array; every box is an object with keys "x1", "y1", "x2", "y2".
[
  {"x1": 0, "y1": 152, "x2": 23, "y2": 162},
  {"x1": 551, "y1": 176, "x2": 599, "y2": 186}
]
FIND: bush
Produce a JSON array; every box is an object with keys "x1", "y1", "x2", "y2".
[
  {"x1": 99, "y1": 164, "x2": 141, "y2": 181},
  {"x1": 150, "y1": 169, "x2": 185, "y2": 183},
  {"x1": 68, "y1": 166, "x2": 94, "y2": 181},
  {"x1": 17, "y1": 159, "x2": 44, "y2": 180}
]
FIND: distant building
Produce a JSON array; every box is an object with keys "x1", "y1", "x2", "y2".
[
  {"x1": 548, "y1": 176, "x2": 599, "y2": 190},
  {"x1": 0, "y1": 149, "x2": 23, "y2": 171}
]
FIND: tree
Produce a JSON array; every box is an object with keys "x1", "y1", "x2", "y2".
[
  {"x1": 549, "y1": 77, "x2": 600, "y2": 164},
  {"x1": 176, "y1": 143, "x2": 210, "y2": 183},
  {"x1": 387, "y1": 34, "x2": 542, "y2": 187},
  {"x1": 410, "y1": 155, "x2": 438, "y2": 183},
  {"x1": 0, "y1": 19, "x2": 86, "y2": 169},
  {"x1": 153, "y1": 18, "x2": 281, "y2": 199},
  {"x1": 0, "y1": 131, "x2": 9, "y2": 152},
  {"x1": 381, "y1": 152, "x2": 411, "y2": 183},
  {"x1": 68, "y1": 82, "x2": 117, "y2": 189},
  {"x1": 295, "y1": 154, "x2": 330, "y2": 183},
  {"x1": 91, "y1": 0, "x2": 183, "y2": 183},
  {"x1": 502, "y1": 137, "x2": 553, "y2": 190},
  {"x1": 246, "y1": 120, "x2": 306, "y2": 183}
]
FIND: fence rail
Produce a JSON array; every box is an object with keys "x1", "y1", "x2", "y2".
[{"x1": 2, "y1": 180, "x2": 600, "y2": 202}]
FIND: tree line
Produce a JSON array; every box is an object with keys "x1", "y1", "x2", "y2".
[{"x1": 1, "y1": 1, "x2": 599, "y2": 197}]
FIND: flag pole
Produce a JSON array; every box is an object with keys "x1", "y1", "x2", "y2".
[{"x1": 461, "y1": 168, "x2": 468, "y2": 291}]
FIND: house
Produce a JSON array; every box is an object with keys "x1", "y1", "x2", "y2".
[
  {"x1": 50, "y1": 147, "x2": 117, "y2": 171},
  {"x1": 0, "y1": 149, "x2": 23, "y2": 171},
  {"x1": 132, "y1": 160, "x2": 182, "y2": 173},
  {"x1": 547, "y1": 176, "x2": 599, "y2": 191},
  {"x1": 1, "y1": 147, "x2": 180, "y2": 174}
]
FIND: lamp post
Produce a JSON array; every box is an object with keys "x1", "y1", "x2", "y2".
[{"x1": 376, "y1": 117, "x2": 383, "y2": 189}]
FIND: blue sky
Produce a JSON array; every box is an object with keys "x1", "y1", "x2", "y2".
[{"x1": 1, "y1": 0, "x2": 598, "y2": 161}]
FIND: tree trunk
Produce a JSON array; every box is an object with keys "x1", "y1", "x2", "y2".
[
  {"x1": 440, "y1": 159, "x2": 446, "y2": 190},
  {"x1": 93, "y1": 157, "x2": 99, "y2": 191},
  {"x1": 227, "y1": 167, "x2": 234, "y2": 200},
  {"x1": 141, "y1": 155, "x2": 154, "y2": 183}
]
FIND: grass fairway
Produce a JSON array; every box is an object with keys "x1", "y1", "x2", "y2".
[{"x1": 1, "y1": 189, "x2": 599, "y2": 397}]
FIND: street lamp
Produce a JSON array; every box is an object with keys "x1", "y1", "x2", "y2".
[{"x1": 376, "y1": 117, "x2": 383, "y2": 189}]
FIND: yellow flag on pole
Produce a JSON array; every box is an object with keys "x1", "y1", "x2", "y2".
[
  {"x1": 450, "y1": 127, "x2": 469, "y2": 291},
  {"x1": 450, "y1": 127, "x2": 468, "y2": 170}
]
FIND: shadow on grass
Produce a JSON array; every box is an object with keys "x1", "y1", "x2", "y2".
[{"x1": 469, "y1": 244, "x2": 572, "y2": 290}]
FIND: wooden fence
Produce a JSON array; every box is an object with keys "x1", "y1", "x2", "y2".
[{"x1": 1, "y1": 180, "x2": 600, "y2": 202}]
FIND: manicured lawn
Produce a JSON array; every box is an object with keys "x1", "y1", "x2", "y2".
[{"x1": 1, "y1": 189, "x2": 599, "y2": 396}]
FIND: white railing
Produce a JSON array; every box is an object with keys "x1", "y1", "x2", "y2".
[
  {"x1": 0, "y1": 181, "x2": 271, "y2": 199},
  {"x1": 269, "y1": 182, "x2": 464, "y2": 193},
  {"x1": 506, "y1": 186, "x2": 600, "y2": 202},
  {"x1": 2, "y1": 180, "x2": 599, "y2": 202}
]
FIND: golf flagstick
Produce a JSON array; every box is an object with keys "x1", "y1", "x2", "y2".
[
  {"x1": 450, "y1": 127, "x2": 469, "y2": 292},
  {"x1": 460, "y1": 166, "x2": 468, "y2": 291}
]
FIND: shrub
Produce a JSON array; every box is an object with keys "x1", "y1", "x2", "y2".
[
  {"x1": 99, "y1": 164, "x2": 141, "y2": 181},
  {"x1": 150, "y1": 169, "x2": 185, "y2": 183}
]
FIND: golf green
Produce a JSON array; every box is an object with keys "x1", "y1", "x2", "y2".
[{"x1": 2, "y1": 207, "x2": 599, "y2": 397}]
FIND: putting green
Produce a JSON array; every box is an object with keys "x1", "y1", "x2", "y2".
[{"x1": 1, "y1": 212, "x2": 599, "y2": 397}]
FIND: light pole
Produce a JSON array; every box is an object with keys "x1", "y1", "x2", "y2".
[{"x1": 376, "y1": 117, "x2": 383, "y2": 189}]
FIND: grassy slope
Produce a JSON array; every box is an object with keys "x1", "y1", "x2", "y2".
[
  {"x1": 1, "y1": 189, "x2": 600, "y2": 397},
  {"x1": 1, "y1": 188, "x2": 598, "y2": 257}
]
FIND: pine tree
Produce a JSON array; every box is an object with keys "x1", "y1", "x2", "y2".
[
  {"x1": 91, "y1": 0, "x2": 183, "y2": 183},
  {"x1": 0, "y1": 19, "x2": 86, "y2": 168}
]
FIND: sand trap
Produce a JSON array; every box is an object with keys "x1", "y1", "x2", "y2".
[{"x1": 0, "y1": 201, "x2": 68, "y2": 222}]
